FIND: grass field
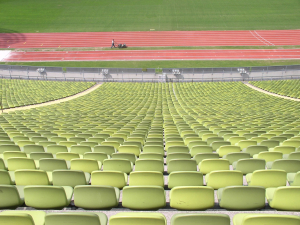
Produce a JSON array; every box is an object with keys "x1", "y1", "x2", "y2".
[
  {"x1": 1, "y1": 60, "x2": 300, "y2": 68},
  {"x1": 1, "y1": 0, "x2": 300, "y2": 33}
]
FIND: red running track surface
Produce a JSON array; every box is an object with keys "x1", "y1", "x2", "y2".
[
  {"x1": 3, "y1": 49, "x2": 300, "y2": 62},
  {"x1": 0, "y1": 30, "x2": 300, "y2": 48}
]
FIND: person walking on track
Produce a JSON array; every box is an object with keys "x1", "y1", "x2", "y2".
[{"x1": 111, "y1": 39, "x2": 115, "y2": 48}]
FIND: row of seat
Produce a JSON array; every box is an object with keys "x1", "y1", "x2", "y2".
[
  {"x1": 3, "y1": 168, "x2": 300, "y2": 189},
  {"x1": 1, "y1": 184, "x2": 300, "y2": 210},
  {"x1": 1, "y1": 211, "x2": 300, "y2": 225}
]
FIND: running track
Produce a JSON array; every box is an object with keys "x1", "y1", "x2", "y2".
[
  {"x1": 1, "y1": 30, "x2": 300, "y2": 48},
  {"x1": 3, "y1": 49, "x2": 300, "y2": 61}
]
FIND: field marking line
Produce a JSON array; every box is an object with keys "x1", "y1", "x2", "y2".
[
  {"x1": 0, "y1": 83, "x2": 102, "y2": 114},
  {"x1": 249, "y1": 31, "x2": 269, "y2": 46},
  {"x1": 244, "y1": 82, "x2": 300, "y2": 101},
  {"x1": 254, "y1": 31, "x2": 275, "y2": 46}
]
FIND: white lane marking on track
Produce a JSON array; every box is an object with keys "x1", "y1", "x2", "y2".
[
  {"x1": 249, "y1": 31, "x2": 269, "y2": 46},
  {"x1": 254, "y1": 31, "x2": 275, "y2": 46},
  {"x1": 0, "y1": 50, "x2": 11, "y2": 61}
]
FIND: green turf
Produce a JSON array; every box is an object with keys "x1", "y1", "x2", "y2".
[
  {"x1": 0, "y1": 0, "x2": 300, "y2": 33},
  {"x1": 1, "y1": 60, "x2": 300, "y2": 68}
]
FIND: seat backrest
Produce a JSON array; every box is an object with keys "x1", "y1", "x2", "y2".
[
  {"x1": 167, "y1": 146, "x2": 189, "y2": 154},
  {"x1": 251, "y1": 169, "x2": 287, "y2": 188},
  {"x1": 0, "y1": 145, "x2": 21, "y2": 153},
  {"x1": 70, "y1": 145, "x2": 92, "y2": 155},
  {"x1": 135, "y1": 159, "x2": 164, "y2": 173},
  {"x1": 0, "y1": 212, "x2": 35, "y2": 225},
  {"x1": 167, "y1": 159, "x2": 197, "y2": 174},
  {"x1": 103, "y1": 159, "x2": 133, "y2": 174},
  {"x1": 56, "y1": 152, "x2": 80, "y2": 161},
  {"x1": 3, "y1": 151, "x2": 27, "y2": 160},
  {"x1": 0, "y1": 185, "x2": 23, "y2": 208},
  {"x1": 23, "y1": 145, "x2": 45, "y2": 154},
  {"x1": 46, "y1": 145, "x2": 68, "y2": 154},
  {"x1": 199, "y1": 159, "x2": 230, "y2": 174},
  {"x1": 0, "y1": 170, "x2": 13, "y2": 185},
  {"x1": 256, "y1": 151, "x2": 283, "y2": 162},
  {"x1": 170, "y1": 213, "x2": 230, "y2": 225},
  {"x1": 71, "y1": 159, "x2": 100, "y2": 173},
  {"x1": 15, "y1": 169, "x2": 50, "y2": 185},
  {"x1": 129, "y1": 171, "x2": 164, "y2": 187},
  {"x1": 91, "y1": 171, "x2": 127, "y2": 189},
  {"x1": 244, "y1": 145, "x2": 268, "y2": 156},
  {"x1": 168, "y1": 171, "x2": 203, "y2": 189},
  {"x1": 118, "y1": 145, "x2": 141, "y2": 156},
  {"x1": 93, "y1": 145, "x2": 116, "y2": 156},
  {"x1": 234, "y1": 159, "x2": 266, "y2": 174},
  {"x1": 39, "y1": 158, "x2": 68, "y2": 171},
  {"x1": 234, "y1": 213, "x2": 300, "y2": 225},
  {"x1": 271, "y1": 159, "x2": 300, "y2": 173},
  {"x1": 7, "y1": 158, "x2": 36, "y2": 171},
  {"x1": 53, "y1": 170, "x2": 88, "y2": 187}
]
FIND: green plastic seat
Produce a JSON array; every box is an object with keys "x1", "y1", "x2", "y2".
[
  {"x1": 199, "y1": 159, "x2": 230, "y2": 174},
  {"x1": 56, "y1": 152, "x2": 80, "y2": 161},
  {"x1": 84, "y1": 152, "x2": 109, "y2": 163},
  {"x1": 69, "y1": 137, "x2": 86, "y2": 144},
  {"x1": 193, "y1": 153, "x2": 219, "y2": 164},
  {"x1": 284, "y1": 151, "x2": 300, "y2": 160},
  {"x1": 129, "y1": 171, "x2": 164, "y2": 187},
  {"x1": 0, "y1": 185, "x2": 24, "y2": 208},
  {"x1": 233, "y1": 213, "x2": 300, "y2": 225},
  {"x1": 139, "y1": 153, "x2": 164, "y2": 161},
  {"x1": 170, "y1": 213, "x2": 230, "y2": 225},
  {"x1": 17, "y1": 140, "x2": 35, "y2": 147},
  {"x1": 103, "y1": 159, "x2": 133, "y2": 174},
  {"x1": 211, "y1": 141, "x2": 230, "y2": 151},
  {"x1": 0, "y1": 170, "x2": 14, "y2": 184},
  {"x1": 94, "y1": 145, "x2": 116, "y2": 156},
  {"x1": 38, "y1": 141, "x2": 57, "y2": 147},
  {"x1": 170, "y1": 186, "x2": 214, "y2": 210},
  {"x1": 236, "y1": 140, "x2": 257, "y2": 149},
  {"x1": 46, "y1": 145, "x2": 68, "y2": 154},
  {"x1": 118, "y1": 145, "x2": 141, "y2": 156},
  {"x1": 109, "y1": 212, "x2": 166, "y2": 225},
  {"x1": 270, "y1": 146, "x2": 296, "y2": 154},
  {"x1": 122, "y1": 186, "x2": 166, "y2": 210},
  {"x1": 168, "y1": 171, "x2": 203, "y2": 189},
  {"x1": 216, "y1": 145, "x2": 241, "y2": 157},
  {"x1": 52, "y1": 170, "x2": 90, "y2": 187},
  {"x1": 15, "y1": 169, "x2": 51, "y2": 185},
  {"x1": 223, "y1": 152, "x2": 251, "y2": 164},
  {"x1": 0, "y1": 145, "x2": 21, "y2": 153},
  {"x1": 143, "y1": 146, "x2": 164, "y2": 155},
  {"x1": 74, "y1": 185, "x2": 119, "y2": 209},
  {"x1": 167, "y1": 146, "x2": 190, "y2": 154},
  {"x1": 218, "y1": 186, "x2": 265, "y2": 210},
  {"x1": 260, "y1": 140, "x2": 280, "y2": 149},
  {"x1": 266, "y1": 186, "x2": 300, "y2": 211},
  {"x1": 167, "y1": 159, "x2": 197, "y2": 174},
  {"x1": 45, "y1": 212, "x2": 107, "y2": 225},
  {"x1": 24, "y1": 185, "x2": 73, "y2": 209},
  {"x1": 229, "y1": 136, "x2": 247, "y2": 145},
  {"x1": 135, "y1": 159, "x2": 164, "y2": 173},
  {"x1": 232, "y1": 159, "x2": 266, "y2": 174},
  {"x1": 166, "y1": 153, "x2": 191, "y2": 164},
  {"x1": 282, "y1": 140, "x2": 300, "y2": 148},
  {"x1": 3, "y1": 151, "x2": 27, "y2": 160},
  {"x1": 190, "y1": 145, "x2": 213, "y2": 157},
  {"x1": 70, "y1": 145, "x2": 92, "y2": 155},
  {"x1": 39, "y1": 158, "x2": 69, "y2": 171},
  {"x1": 70, "y1": 158, "x2": 101, "y2": 173},
  {"x1": 242, "y1": 145, "x2": 268, "y2": 157},
  {"x1": 29, "y1": 152, "x2": 53, "y2": 160},
  {"x1": 266, "y1": 159, "x2": 300, "y2": 173},
  {"x1": 91, "y1": 171, "x2": 127, "y2": 189},
  {"x1": 246, "y1": 169, "x2": 287, "y2": 188},
  {"x1": 23, "y1": 145, "x2": 45, "y2": 154},
  {"x1": 101, "y1": 141, "x2": 120, "y2": 150},
  {"x1": 287, "y1": 171, "x2": 300, "y2": 186},
  {"x1": 206, "y1": 170, "x2": 243, "y2": 189},
  {"x1": 253, "y1": 151, "x2": 283, "y2": 162},
  {"x1": 58, "y1": 141, "x2": 78, "y2": 148},
  {"x1": 0, "y1": 210, "x2": 46, "y2": 225},
  {"x1": 7, "y1": 158, "x2": 36, "y2": 171}
]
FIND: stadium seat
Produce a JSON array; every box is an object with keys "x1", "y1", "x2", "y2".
[
  {"x1": 112, "y1": 153, "x2": 137, "y2": 164},
  {"x1": 167, "y1": 146, "x2": 190, "y2": 154},
  {"x1": 91, "y1": 171, "x2": 127, "y2": 189},
  {"x1": 0, "y1": 185, "x2": 24, "y2": 208},
  {"x1": 45, "y1": 212, "x2": 107, "y2": 225},
  {"x1": 170, "y1": 186, "x2": 214, "y2": 210},
  {"x1": 109, "y1": 213, "x2": 166, "y2": 225},
  {"x1": 74, "y1": 185, "x2": 119, "y2": 209},
  {"x1": 103, "y1": 159, "x2": 133, "y2": 174},
  {"x1": 94, "y1": 145, "x2": 116, "y2": 156},
  {"x1": 122, "y1": 186, "x2": 166, "y2": 210},
  {"x1": 7, "y1": 158, "x2": 36, "y2": 171},
  {"x1": 83, "y1": 152, "x2": 110, "y2": 163},
  {"x1": 15, "y1": 169, "x2": 51, "y2": 185},
  {"x1": 39, "y1": 158, "x2": 69, "y2": 171},
  {"x1": 24, "y1": 185, "x2": 73, "y2": 209},
  {"x1": 270, "y1": 146, "x2": 295, "y2": 154},
  {"x1": 46, "y1": 145, "x2": 68, "y2": 154},
  {"x1": 253, "y1": 151, "x2": 283, "y2": 162},
  {"x1": 129, "y1": 171, "x2": 164, "y2": 187},
  {"x1": 242, "y1": 145, "x2": 268, "y2": 156},
  {"x1": 56, "y1": 152, "x2": 80, "y2": 161},
  {"x1": 143, "y1": 146, "x2": 164, "y2": 155},
  {"x1": 205, "y1": 170, "x2": 243, "y2": 189},
  {"x1": 232, "y1": 159, "x2": 266, "y2": 174},
  {"x1": 70, "y1": 158, "x2": 101, "y2": 173},
  {"x1": 23, "y1": 145, "x2": 45, "y2": 154},
  {"x1": 168, "y1": 171, "x2": 203, "y2": 189},
  {"x1": 246, "y1": 169, "x2": 287, "y2": 188},
  {"x1": 216, "y1": 145, "x2": 241, "y2": 157},
  {"x1": 0, "y1": 210, "x2": 46, "y2": 225},
  {"x1": 266, "y1": 159, "x2": 300, "y2": 172},
  {"x1": 223, "y1": 152, "x2": 251, "y2": 164},
  {"x1": 135, "y1": 159, "x2": 164, "y2": 173},
  {"x1": 233, "y1": 213, "x2": 300, "y2": 225},
  {"x1": 199, "y1": 159, "x2": 230, "y2": 174},
  {"x1": 52, "y1": 170, "x2": 90, "y2": 187},
  {"x1": 167, "y1": 159, "x2": 197, "y2": 174},
  {"x1": 70, "y1": 145, "x2": 92, "y2": 155},
  {"x1": 170, "y1": 213, "x2": 230, "y2": 225}
]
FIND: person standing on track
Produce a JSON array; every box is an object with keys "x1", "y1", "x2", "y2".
[{"x1": 111, "y1": 39, "x2": 115, "y2": 48}]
